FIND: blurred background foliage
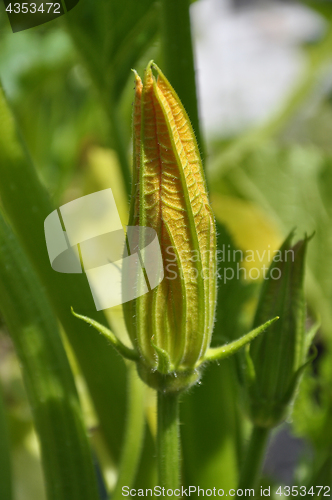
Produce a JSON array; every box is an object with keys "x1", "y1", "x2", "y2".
[{"x1": 1, "y1": 0, "x2": 332, "y2": 499}]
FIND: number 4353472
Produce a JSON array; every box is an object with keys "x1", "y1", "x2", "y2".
[
  {"x1": 276, "y1": 486, "x2": 331, "y2": 496},
  {"x1": 6, "y1": 3, "x2": 61, "y2": 14}
]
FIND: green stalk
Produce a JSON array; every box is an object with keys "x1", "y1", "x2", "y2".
[
  {"x1": 238, "y1": 425, "x2": 269, "y2": 492},
  {"x1": 157, "y1": 391, "x2": 180, "y2": 492},
  {"x1": 113, "y1": 365, "x2": 146, "y2": 500},
  {"x1": 0, "y1": 385, "x2": 12, "y2": 500},
  {"x1": 160, "y1": 0, "x2": 203, "y2": 159},
  {"x1": 0, "y1": 212, "x2": 99, "y2": 500}
]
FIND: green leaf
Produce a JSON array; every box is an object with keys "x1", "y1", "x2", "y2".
[
  {"x1": 0, "y1": 384, "x2": 12, "y2": 500},
  {"x1": 0, "y1": 28, "x2": 86, "y2": 201},
  {"x1": 181, "y1": 361, "x2": 240, "y2": 491},
  {"x1": 133, "y1": 423, "x2": 158, "y2": 491},
  {"x1": 306, "y1": 454, "x2": 332, "y2": 496},
  {"x1": 0, "y1": 82, "x2": 127, "y2": 463},
  {"x1": 0, "y1": 212, "x2": 99, "y2": 500},
  {"x1": 302, "y1": 1, "x2": 332, "y2": 20},
  {"x1": 212, "y1": 222, "x2": 256, "y2": 346},
  {"x1": 293, "y1": 348, "x2": 332, "y2": 453},
  {"x1": 65, "y1": 0, "x2": 158, "y2": 102},
  {"x1": 213, "y1": 143, "x2": 332, "y2": 339},
  {"x1": 112, "y1": 365, "x2": 146, "y2": 500},
  {"x1": 180, "y1": 225, "x2": 253, "y2": 489},
  {"x1": 64, "y1": 0, "x2": 159, "y2": 195},
  {"x1": 160, "y1": 0, "x2": 203, "y2": 155}
]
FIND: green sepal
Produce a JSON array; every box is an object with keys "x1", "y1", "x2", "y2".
[
  {"x1": 304, "y1": 320, "x2": 320, "y2": 354},
  {"x1": 151, "y1": 338, "x2": 172, "y2": 374},
  {"x1": 202, "y1": 317, "x2": 279, "y2": 364},
  {"x1": 246, "y1": 345, "x2": 317, "y2": 428},
  {"x1": 137, "y1": 363, "x2": 201, "y2": 393},
  {"x1": 282, "y1": 345, "x2": 318, "y2": 408},
  {"x1": 71, "y1": 308, "x2": 140, "y2": 362},
  {"x1": 244, "y1": 344, "x2": 256, "y2": 387},
  {"x1": 249, "y1": 235, "x2": 308, "y2": 404}
]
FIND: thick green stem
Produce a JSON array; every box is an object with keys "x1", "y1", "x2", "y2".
[
  {"x1": 160, "y1": 0, "x2": 204, "y2": 160},
  {"x1": 238, "y1": 425, "x2": 269, "y2": 493},
  {"x1": 157, "y1": 391, "x2": 180, "y2": 492}
]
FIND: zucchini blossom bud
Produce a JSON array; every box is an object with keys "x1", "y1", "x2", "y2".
[
  {"x1": 123, "y1": 61, "x2": 217, "y2": 392},
  {"x1": 72, "y1": 62, "x2": 278, "y2": 394},
  {"x1": 246, "y1": 233, "x2": 316, "y2": 427}
]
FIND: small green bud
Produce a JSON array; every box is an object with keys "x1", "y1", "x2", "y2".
[{"x1": 246, "y1": 232, "x2": 315, "y2": 427}]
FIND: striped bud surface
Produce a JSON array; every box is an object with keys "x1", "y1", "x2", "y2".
[{"x1": 123, "y1": 62, "x2": 217, "y2": 391}]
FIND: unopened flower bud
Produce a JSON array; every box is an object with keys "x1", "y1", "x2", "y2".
[
  {"x1": 246, "y1": 232, "x2": 316, "y2": 427},
  {"x1": 123, "y1": 61, "x2": 217, "y2": 391},
  {"x1": 73, "y1": 62, "x2": 278, "y2": 393}
]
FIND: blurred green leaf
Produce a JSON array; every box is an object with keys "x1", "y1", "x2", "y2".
[
  {"x1": 308, "y1": 455, "x2": 332, "y2": 499},
  {"x1": 0, "y1": 211, "x2": 99, "y2": 500},
  {"x1": 181, "y1": 225, "x2": 254, "y2": 490},
  {"x1": 160, "y1": 0, "x2": 202, "y2": 154},
  {"x1": 213, "y1": 222, "x2": 256, "y2": 346},
  {"x1": 64, "y1": 0, "x2": 159, "y2": 194},
  {"x1": 208, "y1": 18, "x2": 332, "y2": 186},
  {"x1": 302, "y1": 1, "x2": 332, "y2": 21},
  {"x1": 213, "y1": 143, "x2": 332, "y2": 339},
  {"x1": 181, "y1": 361, "x2": 240, "y2": 491},
  {"x1": 0, "y1": 82, "x2": 127, "y2": 463},
  {"x1": 112, "y1": 365, "x2": 145, "y2": 499},
  {"x1": 0, "y1": 384, "x2": 12, "y2": 500},
  {"x1": 133, "y1": 424, "x2": 157, "y2": 490},
  {"x1": 293, "y1": 350, "x2": 332, "y2": 492},
  {"x1": 0, "y1": 28, "x2": 108, "y2": 200},
  {"x1": 65, "y1": 0, "x2": 158, "y2": 101}
]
